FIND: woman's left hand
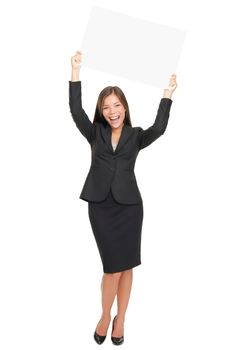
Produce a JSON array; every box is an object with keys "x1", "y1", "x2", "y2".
[{"x1": 163, "y1": 74, "x2": 177, "y2": 98}]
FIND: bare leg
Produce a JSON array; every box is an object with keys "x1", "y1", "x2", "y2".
[
  {"x1": 95, "y1": 272, "x2": 122, "y2": 336},
  {"x1": 112, "y1": 269, "x2": 133, "y2": 337}
]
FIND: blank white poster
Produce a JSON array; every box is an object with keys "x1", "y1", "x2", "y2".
[{"x1": 81, "y1": 6, "x2": 186, "y2": 87}]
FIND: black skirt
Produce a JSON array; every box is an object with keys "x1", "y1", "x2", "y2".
[{"x1": 88, "y1": 189, "x2": 143, "y2": 273}]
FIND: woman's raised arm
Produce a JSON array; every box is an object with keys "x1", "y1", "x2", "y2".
[
  {"x1": 69, "y1": 51, "x2": 95, "y2": 144},
  {"x1": 138, "y1": 74, "x2": 177, "y2": 150}
]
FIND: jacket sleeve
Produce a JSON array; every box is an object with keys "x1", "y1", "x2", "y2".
[
  {"x1": 69, "y1": 80, "x2": 95, "y2": 144},
  {"x1": 138, "y1": 98, "x2": 173, "y2": 150}
]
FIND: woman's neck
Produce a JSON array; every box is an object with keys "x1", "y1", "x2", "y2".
[{"x1": 111, "y1": 124, "x2": 124, "y2": 134}]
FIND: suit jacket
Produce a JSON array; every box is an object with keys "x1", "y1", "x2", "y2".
[{"x1": 69, "y1": 81, "x2": 173, "y2": 204}]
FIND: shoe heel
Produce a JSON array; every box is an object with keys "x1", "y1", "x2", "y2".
[{"x1": 111, "y1": 316, "x2": 124, "y2": 346}]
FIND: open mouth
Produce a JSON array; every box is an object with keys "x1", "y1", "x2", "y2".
[{"x1": 109, "y1": 116, "x2": 120, "y2": 123}]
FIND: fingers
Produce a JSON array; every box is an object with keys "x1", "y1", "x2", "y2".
[
  {"x1": 71, "y1": 50, "x2": 82, "y2": 67},
  {"x1": 169, "y1": 74, "x2": 177, "y2": 87},
  {"x1": 164, "y1": 74, "x2": 177, "y2": 93},
  {"x1": 72, "y1": 50, "x2": 82, "y2": 60},
  {"x1": 170, "y1": 74, "x2": 177, "y2": 82}
]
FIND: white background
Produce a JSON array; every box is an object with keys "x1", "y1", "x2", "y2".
[{"x1": 0, "y1": 0, "x2": 232, "y2": 349}]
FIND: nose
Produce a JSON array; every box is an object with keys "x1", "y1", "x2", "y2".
[{"x1": 109, "y1": 108, "x2": 116, "y2": 115}]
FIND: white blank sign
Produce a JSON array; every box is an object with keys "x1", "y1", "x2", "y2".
[{"x1": 81, "y1": 6, "x2": 186, "y2": 87}]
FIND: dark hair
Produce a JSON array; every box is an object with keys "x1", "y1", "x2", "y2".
[{"x1": 93, "y1": 86, "x2": 132, "y2": 126}]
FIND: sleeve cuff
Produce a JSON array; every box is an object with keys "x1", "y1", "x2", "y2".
[{"x1": 69, "y1": 80, "x2": 81, "y2": 85}]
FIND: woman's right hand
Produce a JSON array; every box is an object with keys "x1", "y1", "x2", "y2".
[{"x1": 71, "y1": 51, "x2": 82, "y2": 70}]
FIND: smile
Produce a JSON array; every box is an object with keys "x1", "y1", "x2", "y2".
[
  {"x1": 109, "y1": 116, "x2": 120, "y2": 120},
  {"x1": 109, "y1": 116, "x2": 120, "y2": 124}
]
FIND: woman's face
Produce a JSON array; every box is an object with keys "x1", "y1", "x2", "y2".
[{"x1": 102, "y1": 93, "x2": 126, "y2": 131}]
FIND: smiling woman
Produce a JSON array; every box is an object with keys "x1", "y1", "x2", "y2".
[
  {"x1": 93, "y1": 85, "x2": 133, "y2": 148},
  {"x1": 69, "y1": 50, "x2": 177, "y2": 345}
]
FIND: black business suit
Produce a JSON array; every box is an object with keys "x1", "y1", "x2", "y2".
[{"x1": 69, "y1": 81, "x2": 173, "y2": 272}]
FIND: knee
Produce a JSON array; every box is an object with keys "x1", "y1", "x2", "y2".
[{"x1": 107, "y1": 272, "x2": 122, "y2": 281}]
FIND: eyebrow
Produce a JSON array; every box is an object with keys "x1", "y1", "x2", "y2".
[{"x1": 103, "y1": 102, "x2": 121, "y2": 107}]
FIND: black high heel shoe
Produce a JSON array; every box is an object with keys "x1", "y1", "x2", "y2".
[
  {"x1": 94, "y1": 318, "x2": 109, "y2": 345},
  {"x1": 93, "y1": 331, "x2": 106, "y2": 345},
  {"x1": 111, "y1": 316, "x2": 124, "y2": 346}
]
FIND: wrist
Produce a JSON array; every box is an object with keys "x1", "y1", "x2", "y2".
[
  {"x1": 71, "y1": 68, "x2": 80, "y2": 82},
  {"x1": 163, "y1": 89, "x2": 173, "y2": 99},
  {"x1": 72, "y1": 67, "x2": 81, "y2": 72}
]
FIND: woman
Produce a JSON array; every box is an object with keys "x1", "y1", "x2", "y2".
[{"x1": 69, "y1": 51, "x2": 177, "y2": 345}]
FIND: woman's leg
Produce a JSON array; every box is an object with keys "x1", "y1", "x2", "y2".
[
  {"x1": 95, "y1": 272, "x2": 122, "y2": 335},
  {"x1": 112, "y1": 269, "x2": 133, "y2": 337}
]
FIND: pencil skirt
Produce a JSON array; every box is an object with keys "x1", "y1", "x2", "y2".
[{"x1": 88, "y1": 189, "x2": 143, "y2": 273}]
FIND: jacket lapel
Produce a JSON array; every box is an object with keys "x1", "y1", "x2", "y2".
[
  {"x1": 115, "y1": 124, "x2": 131, "y2": 153},
  {"x1": 100, "y1": 123, "x2": 132, "y2": 153}
]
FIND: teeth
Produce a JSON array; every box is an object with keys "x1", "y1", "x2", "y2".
[{"x1": 110, "y1": 116, "x2": 119, "y2": 120}]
